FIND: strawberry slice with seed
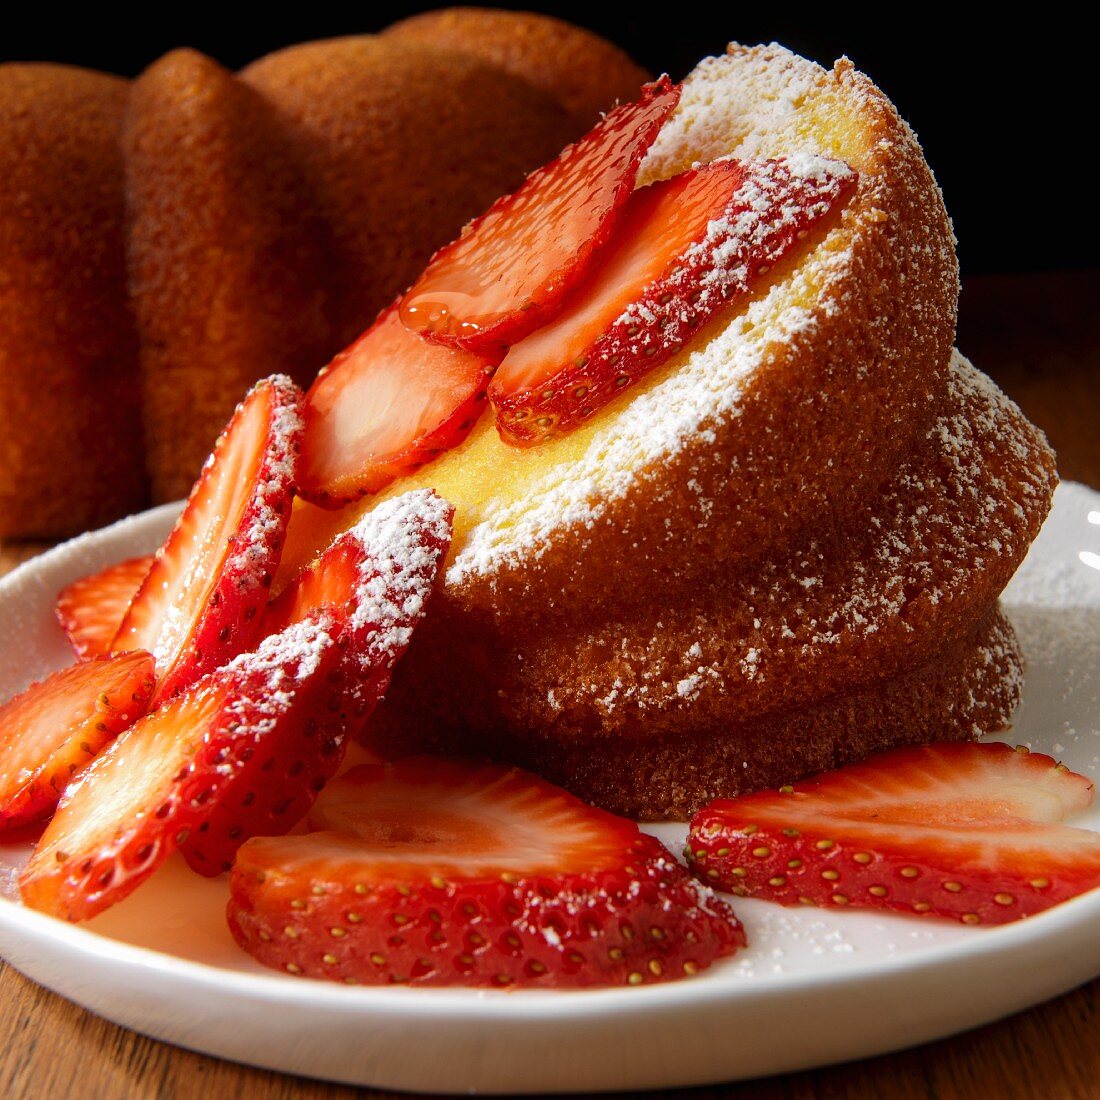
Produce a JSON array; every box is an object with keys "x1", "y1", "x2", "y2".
[
  {"x1": 688, "y1": 742, "x2": 1100, "y2": 926},
  {"x1": 0, "y1": 652, "x2": 155, "y2": 832},
  {"x1": 228, "y1": 757, "x2": 745, "y2": 987},
  {"x1": 20, "y1": 615, "x2": 346, "y2": 921},
  {"x1": 490, "y1": 155, "x2": 857, "y2": 444},
  {"x1": 112, "y1": 375, "x2": 303, "y2": 702},
  {"x1": 181, "y1": 490, "x2": 453, "y2": 875},
  {"x1": 56, "y1": 556, "x2": 153, "y2": 660},
  {"x1": 400, "y1": 77, "x2": 680, "y2": 353},
  {"x1": 298, "y1": 307, "x2": 494, "y2": 507}
]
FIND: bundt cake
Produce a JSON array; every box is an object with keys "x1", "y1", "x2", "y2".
[
  {"x1": 0, "y1": 12, "x2": 650, "y2": 532},
  {"x1": 0, "y1": 65, "x2": 145, "y2": 538},
  {"x1": 239, "y1": 36, "x2": 580, "y2": 356},
  {"x1": 272, "y1": 45, "x2": 1055, "y2": 818}
]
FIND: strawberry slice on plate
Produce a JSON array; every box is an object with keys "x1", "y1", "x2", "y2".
[
  {"x1": 490, "y1": 155, "x2": 857, "y2": 444},
  {"x1": 688, "y1": 742, "x2": 1100, "y2": 926},
  {"x1": 55, "y1": 556, "x2": 153, "y2": 660},
  {"x1": 298, "y1": 308, "x2": 494, "y2": 507},
  {"x1": 112, "y1": 375, "x2": 303, "y2": 702},
  {"x1": 400, "y1": 77, "x2": 680, "y2": 353},
  {"x1": 182, "y1": 490, "x2": 453, "y2": 875},
  {"x1": 20, "y1": 614, "x2": 347, "y2": 921},
  {"x1": 0, "y1": 652, "x2": 155, "y2": 832},
  {"x1": 228, "y1": 757, "x2": 745, "y2": 987}
]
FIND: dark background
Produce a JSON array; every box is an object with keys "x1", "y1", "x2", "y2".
[{"x1": 4, "y1": 4, "x2": 1089, "y2": 275}]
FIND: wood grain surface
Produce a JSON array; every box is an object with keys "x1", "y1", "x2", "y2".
[{"x1": 1, "y1": 271, "x2": 1097, "y2": 1099}]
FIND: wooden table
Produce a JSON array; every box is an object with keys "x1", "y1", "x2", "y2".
[{"x1": 2, "y1": 271, "x2": 1097, "y2": 1099}]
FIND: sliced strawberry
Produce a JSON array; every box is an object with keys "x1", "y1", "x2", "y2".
[
  {"x1": 228, "y1": 757, "x2": 745, "y2": 987},
  {"x1": 400, "y1": 77, "x2": 680, "y2": 353},
  {"x1": 490, "y1": 155, "x2": 857, "y2": 444},
  {"x1": 55, "y1": 556, "x2": 153, "y2": 660},
  {"x1": 112, "y1": 375, "x2": 303, "y2": 702},
  {"x1": 262, "y1": 489, "x2": 453, "y2": 654},
  {"x1": 688, "y1": 742, "x2": 1100, "y2": 926},
  {"x1": 0, "y1": 652, "x2": 155, "y2": 832},
  {"x1": 298, "y1": 307, "x2": 494, "y2": 507},
  {"x1": 260, "y1": 535, "x2": 363, "y2": 639},
  {"x1": 181, "y1": 490, "x2": 454, "y2": 875},
  {"x1": 20, "y1": 616, "x2": 346, "y2": 921}
]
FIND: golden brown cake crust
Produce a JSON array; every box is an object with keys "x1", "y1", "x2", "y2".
[
  {"x1": 382, "y1": 7, "x2": 650, "y2": 125},
  {"x1": 369, "y1": 606, "x2": 1023, "y2": 820},
  {"x1": 482, "y1": 356, "x2": 1053, "y2": 735},
  {"x1": 0, "y1": 64, "x2": 146, "y2": 538},
  {"x1": 124, "y1": 49, "x2": 335, "y2": 504},
  {"x1": 364, "y1": 356, "x2": 1055, "y2": 817},
  {"x1": 241, "y1": 37, "x2": 580, "y2": 353}
]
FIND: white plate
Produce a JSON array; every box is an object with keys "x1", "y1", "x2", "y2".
[{"x1": 1, "y1": 485, "x2": 1098, "y2": 1094}]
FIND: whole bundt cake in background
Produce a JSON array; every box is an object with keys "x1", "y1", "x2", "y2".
[
  {"x1": 0, "y1": 10, "x2": 649, "y2": 533},
  {"x1": 0, "y1": 65, "x2": 146, "y2": 537}
]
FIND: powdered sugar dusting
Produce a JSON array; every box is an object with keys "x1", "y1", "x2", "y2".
[
  {"x1": 547, "y1": 352, "x2": 1053, "y2": 720},
  {"x1": 675, "y1": 155, "x2": 854, "y2": 308},
  {"x1": 346, "y1": 490, "x2": 453, "y2": 669},
  {"x1": 228, "y1": 613, "x2": 335, "y2": 684},
  {"x1": 640, "y1": 46, "x2": 829, "y2": 179},
  {"x1": 225, "y1": 614, "x2": 337, "y2": 737}
]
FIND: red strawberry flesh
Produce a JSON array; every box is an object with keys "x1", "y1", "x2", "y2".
[
  {"x1": 400, "y1": 78, "x2": 680, "y2": 352},
  {"x1": 112, "y1": 375, "x2": 303, "y2": 701},
  {"x1": 228, "y1": 757, "x2": 745, "y2": 987},
  {"x1": 181, "y1": 490, "x2": 453, "y2": 875},
  {"x1": 490, "y1": 155, "x2": 857, "y2": 444},
  {"x1": 177, "y1": 617, "x2": 354, "y2": 878},
  {"x1": 260, "y1": 536, "x2": 364, "y2": 640},
  {"x1": 55, "y1": 556, "x2": 153, "y2": 660},
  {"x1": 20, "y1": 616, "x2": 342, "y2": 921},
  {"x1": 0, "y1": 652, "x2": 155, "y2": 832},
  {"x1": 298, "y1": 308, "x2": 494, "y2": 507},
  {"x1": 262, "y1": 489, "x2": 453, "y2": 661},
  {"x1": 688, "y1": 742, "x2": 1100, "y2": 926}
]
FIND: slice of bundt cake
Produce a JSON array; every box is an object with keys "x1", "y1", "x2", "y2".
[
  {"x1": 273, "y1": 45, "x2": 1053, "y2": 819},
  {"x1": 0, "y1": 64, "x2": 145, "y2": 538},
  {"x1": 279, "y1": 44, "x2": 961, "y2": 622},
  {"x1": 366, "y1": 353, "x2": 1055, "y2": 817}
]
